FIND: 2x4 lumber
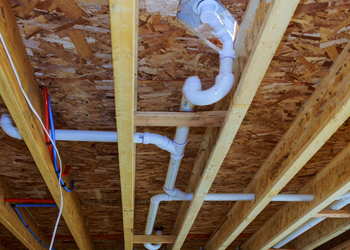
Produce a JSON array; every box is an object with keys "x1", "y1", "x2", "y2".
[
  {"x1": 313, "y1": 210, "x2": 350, "y2": 218},
  {"x1": 208, "y1": 38, "x2": 350, "y2": 250},
  {"x1": 241, "y1": 73, "x2": 350, "y2": 248},
  {"x1": 0, "y1": 1, "x2": 94, "y2": 250},
  {"x1": 0, "y1": 176, "x2": 47, "y2": 250},
  {"x1": 168, "y1": 1, "x2": 299, "y2": 250},
  {"x1": 133, "y1": 235, "x2": 176, "y2": 244},
  {"x1": 285, "y1": 205, "x2": 350, "y2": 250},
  {"x1": 331, "y1": 239, "x2": 350, "y2": 250},
  {"x1": 134, "y1": 111, "x2": 226, "y2": 127},
  {"x1": 207, "y1": 6, "x2": 350, "y2": 250},
  {"x1": 109, "y1": 0, "x2": 138, "y2": 249}
]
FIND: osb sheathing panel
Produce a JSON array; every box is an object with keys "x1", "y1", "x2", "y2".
[{"x1": 0, "y1": 0, "x2": 350, "y2": 249}]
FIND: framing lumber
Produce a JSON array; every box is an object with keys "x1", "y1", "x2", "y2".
[
  {"x1": 211, "y1": 39, "x2": 350, "y2": 250},
  {"x1": 331, "y1": 239, "x2": 350, "y2": 250},
  {"x1": 134, "y1": 111, "x2": 226, "y2": 127},
  {"x1": 109, "y1": 0, "x2": 138, "y2": 249},
  {"x1": 133, "y1": 235, "x2": 176, "y2": 244},
  {"x1": 313, "y1": 210, "x2": 350, "y2": 218},
  {"x1": 0, "y1": 176, "x2": 47, "y2": 250},
  {"x1": 207, "y1": 38, "x2": 350, "y2": 250},
  {"x1": 168, "y1": 1, "x2": 299, "y2": 250},
  {"x1": 242, "y1": 113, "x2": 350, "y2": 250},
  {"x1": 0, "y1": 1, "x2": 94, "y2": 250},
  {"x1": 285, "y1": 204, "x2": 350, "y2": 250}
]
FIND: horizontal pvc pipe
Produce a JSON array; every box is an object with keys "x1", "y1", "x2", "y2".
[
  {"x1": 12, "y1": 204, "x2": 58, "y2": 208},
  {"x1": 273, "y1": 192, "x2": 350, "y2": 249},
  {"x1": 0, "y1": 114, "x2": 176, "y2": 155},
  {"x1": 4, "y1": 198, "x2": 56, "y2": 203}
]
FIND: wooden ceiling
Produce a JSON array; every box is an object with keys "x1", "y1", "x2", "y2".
[{"x1": 1, "y1": 0, "x2": 350, "y2": 249}]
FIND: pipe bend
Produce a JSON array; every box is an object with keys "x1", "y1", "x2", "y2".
[
  {"x1": 144, "y1": 243, "x2": 162, "y2": 250},
  {"x1": 151, "y1": 194, "x2": 170, "y2": 204},
  {"x1": 183, "y1": 73, "x2": 234, "y2": 106},
  {"x1": 1, "y1": 114, "x2": 23, "y2": 140}
]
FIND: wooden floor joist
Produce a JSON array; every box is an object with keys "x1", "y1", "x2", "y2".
[
  {"x1": 168, "y1": 1, "x2": 299, "y2": 250},
  {"x1": 205, "y1": 36, "x2": 350, "y2": 250},
  {"x1": 134, "y1": 111, "x2": 226, "y2": 127},
  {"x1": 242, "y1": 110, "x2": 350, "y2": 250},
  {"x1": 0, "y1": 1, "x2": 94, "y2": 250},
  {"x1": 285, "y1": 204, "x2": 350, "y2": 250},
  {"x1": 313, "y1": 210, "x2": 350, "y2": 218},
  {"x1": 331, "y1": 239, "x2": 350, "y2": 250},
  {"x1": 0, "y1": 176, "x2": 48, "y2": 250},
  {"x1": 109, "y1": 0, "x2": 138, "y2": 249}
]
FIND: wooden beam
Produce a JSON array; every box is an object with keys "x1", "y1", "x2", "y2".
[
  {"x1": 0, "y1": 176, "x2": 47, "y2": 250},
  {"x1": 168, "y1": 1, "x2": 299, "y2": 250},
  {"x1": 134, "y1": 111, "x2": 226, "y2": 127},
  {"x1": 331, "y1": 239, "x2": 350, "y2": 250},
  {"x1": 241, "y1": 115, "x2": 350, "y2": 250},
  {"x1": 285, "y1": 205, "x2": 350, "y2": 250},
  {"x1": 205, "y1": 11, "x2": 350, "y2": 250},
  {"x1": 109, "y1": 0, "x2": 138, "y2": 249},
  {"x1": 0, "y1": 1, "x2": 94, "y2": 250},
  {"x1": 133, "y1": 235, "x2": 176, "y2": 244},
  {"x1": 313, "y1": 210, "x2": 350, "y2": 218}
]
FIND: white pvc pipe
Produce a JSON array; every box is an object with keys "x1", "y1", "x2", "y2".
[
  {"x1": 163, "y1": 96, "x2": 194, "y2": 199},
  {"x1": 0, "y1": 114, "x2": 177, "y2": 155},
  {"x1": 182, "y1": 0, "x2": 236, "y2": 106},
  {"x1": 273, "y1": 192, "x2": 350, "y2": 249},
  {"x1": 144, "y1": 192, "x2": 314, "y2": 248}
]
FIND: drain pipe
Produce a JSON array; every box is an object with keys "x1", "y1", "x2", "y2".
[
  {"x1": 144, "y1": 193, "x2": 314, "y2": 250},
  {"x1": 183, "y1": 0, "x2": 236, "y2": 106},
  {"x1": 163, "y1": 96, "x2": 194, "y2": 200},
  {"x1": 0, "y1": 114, "x2": 176, "y2": 155},
  {"x1": 272, "y1": 192, "x2": 350, "y2": 249}
]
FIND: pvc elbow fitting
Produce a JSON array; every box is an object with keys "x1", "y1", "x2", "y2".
[
  {"x1": 183, "y1": 73, "x2": 234, "y2": 106},
  {"x1": 0, "y1": 114, "x2": 23, "y2": 140},
  {"x1": 198, "y1": 0, "x2": 219, "y2": 26},
  {"x1": 144, "y1": 243, "x2": 162, "y2": 250}
]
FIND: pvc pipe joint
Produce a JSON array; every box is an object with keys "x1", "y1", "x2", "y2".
[
  {"x1": 183, "y1": 73, "x2": 234, "y2": 106},
  {"x1": 0, "y1": 114, "x2": 22, "y2": 139}
]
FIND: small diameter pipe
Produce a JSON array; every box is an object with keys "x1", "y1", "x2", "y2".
[
  {"x1": 144, "y1": 193, "x2": 314, "y2": 249},
  {"x1": 4, "y1": 198, "x2": 56, "y2": 204},
  {"x1": 273, "y1": 192, "x2": 350, "y2": 249},
  {"x1": 11, "y1": 204, "x2": 58, "y2": 208}
]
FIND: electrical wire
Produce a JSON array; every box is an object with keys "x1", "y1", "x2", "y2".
[
  {"x1": 13, "y1": 207, "x2": 54, "y2": 249},
  {"x1": 0, "y1": 31, "x2": 63, "y2": 250}
]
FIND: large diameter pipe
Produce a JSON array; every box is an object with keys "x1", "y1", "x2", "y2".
[
  {"x1": 183, "y1": 0, "x2": 235, "y2": 106},
  {"x1": 0, "y1": 114, "x2": 177, "y2": 154},
  {"x1": 273, "y1": 192, "x2": 350, "y2": 249},
  {"x1": 163, "y1": 96, "x2": 194, "y2": 199}
]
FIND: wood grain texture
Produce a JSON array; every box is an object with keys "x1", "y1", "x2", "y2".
[
  {"x1": 168, "y1": 1, "x2": 299, "y2": 250},
  {"x1": 0, "y1": 176, "x2": 46, "y2": 250},
  {"x1": 314, "y1": 210, "x2": 350, "y2": 218},
  {"x1": 331, "y1": 239, "x2": 350, "y2": 250},
  {"x1": 109, "y1": 0, "x2": 138, "y2": 249},
  {"x1": 285, "y1": 205, "x2": 350, "y2": 250},
  {"x1": 134, "y1": 111, "x2": 226, "y2": 127},
  {"x1": 242, "y1": 114, "x2": 350, "y2": 250},
  {"x1": 213, "y1": 37, "x2": 350, "y2": 250},
  {"x1": 133, "y1": 235, "x2": 176, "y2": 243},
  {"x1": 0, "y1": 1, "x2": 94, "y2": 250},
  {"x1": 52, "y1": 0, "x2": 87, "y2": 20}
]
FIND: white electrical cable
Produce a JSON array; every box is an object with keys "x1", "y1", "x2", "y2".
[{"x1": 0, "y1": 31, "x2": 63, "y2": 250}]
